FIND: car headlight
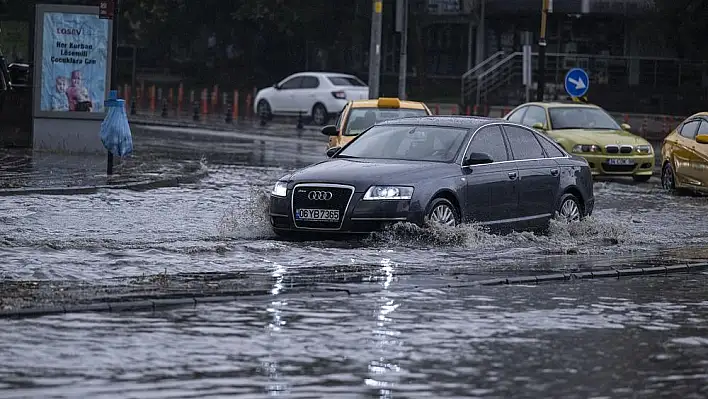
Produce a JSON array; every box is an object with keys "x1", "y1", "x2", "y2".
[
  {"x1": 363, "y1": 185, "x2": 414, "y2": 200},
  {"x1": 271, "y1": 181, "x2": 288, "y2": 197},
  {"x1": 635, "y1": 144, "x2": 653, "y2": 154},
  {"x1": 572, "y1": 144, "x2": 602, "y2": 153}
]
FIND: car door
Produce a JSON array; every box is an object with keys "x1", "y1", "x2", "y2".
[
  {"x1": 501, "y1": 124, "x2": 560, "y2": 220},
  {"x1": 295, "y1": 75, "x2": 320, "y2": 114},
  {"x1": 271, "y1": 76, "x2": 303, "y2": 112},
  {"x1": 686, "y1": 120, "x2": 708, "y2": 186},
  {"x1": 462, "y1": 125, "x2": 519, "y2": 224},
  {"x1": 673, "y1": 119, "x2": 700, "y2": 185}
]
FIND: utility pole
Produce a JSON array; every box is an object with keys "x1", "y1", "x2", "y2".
[
  {"x1": 367, "y1": 0, "x2": 383, "y2": 99},
  {"x1": 396, "y1": 0, "x2": 408, "y2": 99},
  {"x1": 535, "y1": 0, "x2": 550, "y2": 102}
]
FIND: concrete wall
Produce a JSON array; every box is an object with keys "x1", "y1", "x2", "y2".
[{"x1": 32, "y1": 118, "x2": 105, "y2": 154}]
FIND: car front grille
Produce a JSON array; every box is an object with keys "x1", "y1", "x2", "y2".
[
  {"x1": 291, "y1": 184, "x2": 354, "y2": 229},
  {"x1": 605, "y1": 144, "x2": 633, "y2": 154}
]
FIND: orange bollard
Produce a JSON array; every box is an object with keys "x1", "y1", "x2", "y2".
[
  {"x1": 245, "y1": 93, "x2": 252, "y2": 119},
  {"x1": 168, "y1": 88, "x2": 174, "y2": 107},
  {"x1": 177, "y1": 84, "x2": 184, "y2": 116},
  {"x1": 623, "y1": 114, "x2": 629, "y2": 123},
  {"x1": 434, "y1": 104, "x2": 440, "y2": 115},
  {"x1": 212, "y1": 84, "x2": 219, "y2": 109},
  {"x1": 465, "y1": 105, "x2": 471, "y2": 116},
  {"x1": 201, "y1": 88, "x2": 208, "y2": 115},
  {"x1": 451, "y1": 104, "x2": 458, "y2": 115},
  {"x1": 149, "y1": 85, "x2": 156, "y2": 113},
  {"x1": 232, "y1": 90, "x2": 239, "y2": 120},
  {"x1": 473, "y1": 104, "x2": 479, "y2": 116}
]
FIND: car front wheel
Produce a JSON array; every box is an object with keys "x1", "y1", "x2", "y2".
[
  {"x1": 426, "y1": 198, "x2": 460, "y2": 227},
  {"x1": 557, "y1": 193, "x2": 582, "y2": 223},
  {"x1": 661, "y1": 162, "x2": 676, "y2": 192}
]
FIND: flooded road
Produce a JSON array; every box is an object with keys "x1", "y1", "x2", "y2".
[{"x1": 1, "y1": 124, "x2": 708, "y2": 397}]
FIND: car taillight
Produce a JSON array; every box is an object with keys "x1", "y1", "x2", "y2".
[{"x1": 331, "y1": 91, "x2": 346, "y2": 99}]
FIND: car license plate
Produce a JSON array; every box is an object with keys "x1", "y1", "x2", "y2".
[
  {"x1": 296, "y1": 209, "x2": 339, "y2": 221},
  {"x1": 607, "y1": 158, "x2": 635, "y2": 165}
]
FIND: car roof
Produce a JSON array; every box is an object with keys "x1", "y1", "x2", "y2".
[
  {"x1": 287, "y1": 71, "x2": 358, "y2": 79},
  {"x1": 376, "y1": 115, "x2": 501, "y2": 129},
  {"x1": 350, "y1": 99, "x2": 427, "y2": 110},
  {"x1": 688, "y1": 111, "x2": 708, "y2": 118},
  {"x1": 519, "y1": 101, "x2": 602, "y2": 109}
]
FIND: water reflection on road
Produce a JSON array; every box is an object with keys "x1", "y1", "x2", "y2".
[{"x1": 1, "y1": 274, "x2": 708, "y2": 397}]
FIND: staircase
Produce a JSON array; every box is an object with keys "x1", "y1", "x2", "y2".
[{"x1": 460, "y1": 51, "x2": 708, "y2": 115}]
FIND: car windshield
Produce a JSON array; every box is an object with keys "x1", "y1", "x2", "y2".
[
  {"x1": 549, "y1": 107, "x2": 621, "y2": 130},
  {"x1": 336, "y1": 125, "x2": 469, "y2": 162},
  {"x1": 327, "y1": 76, "x2": 367, "y2": 87},
  {"x1": 344, "y1": 107, "x2": 429, "y2": 136}
]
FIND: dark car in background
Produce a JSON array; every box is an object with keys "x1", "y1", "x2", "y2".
[{"x1": 268, "y1": 116, "x2": 595, "y2": 237}]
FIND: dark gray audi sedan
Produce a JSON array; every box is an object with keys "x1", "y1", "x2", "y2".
[{"x1": 268, "y1": 116, "x2": 595, "y2": 237}]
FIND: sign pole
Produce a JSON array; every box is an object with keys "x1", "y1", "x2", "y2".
[
  {"x1": 396, "y1": 0, "x2": 408, "y2": 100},
  {"x1": 106, "y1": 0, "x2": 119, "y2": 175},
  {"x1": 535, "y1": 0, "x2": 550, "y2": 102},
  {"x1": 367, "y1": 0, "x2": 383, "y2": 99}
]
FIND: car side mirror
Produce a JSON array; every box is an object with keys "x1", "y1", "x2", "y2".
[
  {"x1": 532, "y1": 122, "x2": 546, "y2": 130},
  {"x1": 462, "y1": 152, "x2": 494, "y2": 166},
  {"x1": 621, "y1": 123, "x2": 631, "y2": 131},
  {"x1": 326, "y1": 146, "x2": 341, "y2": 158},
  {"x1": 273, "y1": 83, "x2": 280, "y2": 90},
  {"x1": 696, "y1": 134, "x2": 708, "y2": 144},
  {"x1": 321, "y1": 125, "x2": 338, "y2": 136}
]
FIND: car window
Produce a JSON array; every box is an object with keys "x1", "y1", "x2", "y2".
[
  {"x1": 300, "y1": 76, "x2": 320, "y2": 89},
  {"x1": 681, "y1": 120, "x2": 701, "y2": 139},
  {"x1": 343, "y1": 107, "x2": 429, "y2": 136},
  {"x1": 468, "y1": 125, "x2": 508, "y2": 162},
  {"x1": 279, "y1": 76, "x2": 303, "y2": 90},
  {"x1": 506, "y1": 107, "x2": 526, "y2": 123},
  {"x1": 336, "y1": 125, "x2": 469, "y2": 162},
  {"x1": 522, "y1": 106, "x2": 547, "y2": 127},
  {"x1": 534, "y1": 132, "x2": 566, "y2": 157},
  {"x1": 548, "y1": 107, "x2": 621, "y2": 130},
  {"x1": 503, "y1": 125, "x2": 546, "y2": 160},
  {"x1": 327, "y1": 76, "x2": 367, "y2": 86},
  {"x1": 698, "y1": 121, "x2": 708, "y2": 137}
]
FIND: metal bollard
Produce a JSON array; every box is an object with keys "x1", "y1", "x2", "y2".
[
  {"x1": 225, "y1": 103, "x2": 233, "y2": 123},
  {"x1": 161, "y1": 100, "x2": 168, "y2": 118},
  {"x1": 296, "y1": 111, "x2": 304, "y2": 130},
  {"x1": 193, "y1": 101, "x2": 200, "y2": 121}
]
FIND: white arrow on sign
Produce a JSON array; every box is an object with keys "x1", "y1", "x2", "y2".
[{"x1": 568, "y1": 76, "x2": 586, "y2": 90}]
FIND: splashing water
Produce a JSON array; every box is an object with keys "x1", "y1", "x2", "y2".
[{"x1": 217, "y1": 187, "x2": 275, "y2": 239}]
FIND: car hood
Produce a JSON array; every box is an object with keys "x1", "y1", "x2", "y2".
[
  {"x1": 287, "y1": 158, "x2": 458, "y2": 191},
  {"x1": 548, "y1": 129, "x2": 651, "y2": 146}
]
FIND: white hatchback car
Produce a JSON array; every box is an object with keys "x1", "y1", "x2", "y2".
[{"x1": 253, "y1": 72, "x2": 370, "y2": 125}]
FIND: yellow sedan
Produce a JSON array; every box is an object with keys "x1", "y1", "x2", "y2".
[
  {"x1": 660, "y1": 112, "x2": 708, "y2": 194},
  {"x1": 321, "y1": 97, "x2": 431, "y2": 150}
]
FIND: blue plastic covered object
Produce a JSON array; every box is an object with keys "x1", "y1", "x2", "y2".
[{"x1": 100, "y1": 90, "x2": 133, "y2": 157}]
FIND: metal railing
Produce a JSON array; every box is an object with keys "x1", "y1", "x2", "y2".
[{"x1": 462, "y1": 51, "x2": 708, "y2": 106}]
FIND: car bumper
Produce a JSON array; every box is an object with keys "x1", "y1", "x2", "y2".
[
  {"x1": 269, "y1": 193, "x2": 423, "y2": 234},
  {"x1": 576, "y1": 153, "x2": 655, "y2": 176}
]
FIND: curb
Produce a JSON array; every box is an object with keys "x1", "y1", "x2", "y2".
[
  {"x1": 128, "y1": 117, "x2": 321, "y2": 134},
  {"x1": 0, "y1": 163, "x2": 209, "y2": 196},
  {"x1": 1, "y1": 261, "x2": 706, "y2": 320}
]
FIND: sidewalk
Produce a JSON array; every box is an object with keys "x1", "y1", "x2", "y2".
[{"x1": 0, "y1": 149, "x2": 208, "y2": 196}]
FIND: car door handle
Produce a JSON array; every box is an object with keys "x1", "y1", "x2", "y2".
[
  {"x1": 508, "y1": 172, "x2": 517, "y2": 180},
  {"x1": 550, "y1": 168, "x2": 559, "y2": 176}
]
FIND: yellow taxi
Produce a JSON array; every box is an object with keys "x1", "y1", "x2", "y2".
[
  {"x1": 321, "y1": 97, "x2": 432, "y2": 150},
  {"x1": 505, "y1": 101, "x2": 655, "y2": 182},
  {"x1": 660, "y1": 112, "x2": 708, "y2": 194}
]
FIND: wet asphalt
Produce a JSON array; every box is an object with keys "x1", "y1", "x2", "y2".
[{"x1": 0, "y1": 122, "x2": 707, "y2": 398}]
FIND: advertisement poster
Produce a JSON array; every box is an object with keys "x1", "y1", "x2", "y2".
[{"x1": 39, "y1": 12, "x2": 109, "y2": 113}]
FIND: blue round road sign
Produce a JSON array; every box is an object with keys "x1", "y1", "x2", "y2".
[{"x1": 564, "y1": 68, "x2": 589, "y2": 98}]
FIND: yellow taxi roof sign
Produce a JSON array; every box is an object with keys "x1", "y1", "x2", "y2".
[{"x1": 377, "y1": 97, "x2": 401, "y2": 108}]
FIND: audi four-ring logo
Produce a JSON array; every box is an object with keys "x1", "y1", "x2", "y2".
[{"x1": 308, "y1": 190, "x2": 333, "y2": 200}]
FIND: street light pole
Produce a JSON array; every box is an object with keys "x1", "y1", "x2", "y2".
[
  {"x1": 535, "y1": 0, "x2": 549, "y2": 102},
  {"x1": 397, "y1": 0, "x2": 408, "y2": 100},
  {"x1": 107, "y1": 0, "x2": 120, "y2": 175},
  {"x1": 367, "y1": 0, "x2": 383, "y2": 99}
]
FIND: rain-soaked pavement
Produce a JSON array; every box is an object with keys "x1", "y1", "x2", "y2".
[{"x1": 1, "y1": 123, "x2": 707, "y2": 397}]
